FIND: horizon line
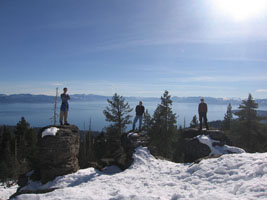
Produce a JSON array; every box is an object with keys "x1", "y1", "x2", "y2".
[{"x1": 0, "y1": 93, "x2": 259, "y2": 100}]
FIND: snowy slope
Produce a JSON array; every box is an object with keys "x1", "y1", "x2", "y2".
[{"x1": 10, "y1": 147, "x2": 267, "y2": 200}]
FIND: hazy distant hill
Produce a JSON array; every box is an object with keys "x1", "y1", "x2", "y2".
[
  {"x1": 0, "y1": 94, "x2": 55, "y2": 103},
  {"x1": 0, "y1": 94, "x2": 266, "y2": 106}
]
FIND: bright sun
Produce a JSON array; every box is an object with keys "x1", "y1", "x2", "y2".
[{"x1": 213, "y1": 0, "x2": 267, "y2": 21}]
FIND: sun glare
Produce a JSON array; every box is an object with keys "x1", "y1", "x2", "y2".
[{"x1": 213, "y1": 0, "x2": 267, "y2": 21}]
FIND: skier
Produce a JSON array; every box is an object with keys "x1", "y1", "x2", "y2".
[
  {"x1": 198, "y1": 98, "x2": 209, "y2": 130},
  {"x1": 60, "y1": 87, "x2": 70, "y2": 125},
  {"x1": 133, "y1": 101, "x2": 145, "y2": 131}
]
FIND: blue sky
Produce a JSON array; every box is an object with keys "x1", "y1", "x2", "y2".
[{"x1": 1, "y1": 0, "x2": 267, "y2": 98}]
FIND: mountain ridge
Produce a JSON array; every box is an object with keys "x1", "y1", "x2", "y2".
[{"x1": 0, "y1": 93, "x2": 266, "y2": 106}]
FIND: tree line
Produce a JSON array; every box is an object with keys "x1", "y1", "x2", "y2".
[
  {"x1": 1, "y1": 91, "x2": 267, "y2": 184},
  {"x1": 0, "y1": 117, "x2": 37, "y2": 184}
]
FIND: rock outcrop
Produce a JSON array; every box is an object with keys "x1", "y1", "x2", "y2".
[
  {"x1": 120, "y1": 132, "x2": 150, "y2": 169},
  {"x1": 181, "y1": 128, "x2": 241, "y2": 163},
  {"x1": 95, "y1": 132, "x2": 150, "y2": 171},
  {"x1": 38, "y1": 125, "x2": 80, "y2": 183}
]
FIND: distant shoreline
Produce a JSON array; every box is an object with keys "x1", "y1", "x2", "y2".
[{"x1": 1, "y1": 94, "x2": 267, "y2": 106}]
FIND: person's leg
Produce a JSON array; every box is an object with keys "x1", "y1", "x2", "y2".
[
  {"x1": 138, "y1": 115, "x2": 143, "y2": 130},
  {"x1": 64, "y1": 110, "x2": 69, "y2": 124},
  {"x1": 199, "y1": 113, "x2": 203, "y2": 130},
  {"x1": 133, "y1": 115, "x2": 138, "y2": 130},
  {"x1": 204, "y1": 113, "x2": 209, "y2": 130},
  {"x1": 60, "y1": 110, "x2": 64, "y2": 125}
]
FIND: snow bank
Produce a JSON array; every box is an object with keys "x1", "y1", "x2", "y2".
[
  {"x1": 0, "y1": 184, "x2": 18, "y2": 200},
  {"x1": 197, "y1": 135, "x2": 245, "y2": 156},
  {"x1": 13, "y1": 147, "x2": 267, "y2": 200},
  {"x1": 41, "y1": 127, "x2": 59, "y2": 138}
]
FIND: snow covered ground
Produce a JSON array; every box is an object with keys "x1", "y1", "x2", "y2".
[
  {"x1": 0, "y1": 184, "x2": 18, "y2": 200},
  {"x1": 5, "y1": 147, "x2": 267, "y2": 200}
]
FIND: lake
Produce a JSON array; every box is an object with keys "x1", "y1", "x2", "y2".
[{"x1": 0, "y1": 101, "x2": 266, "y2": 131}]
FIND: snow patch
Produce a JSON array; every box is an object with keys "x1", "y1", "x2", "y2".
[
  {"x1": 0, "y1": 184, "x2": 18, "y2": 200},
  {"x1": 127, "y1": 132, "x2": 139, "y2": 138},
  {"x1": 42, "y1": 127, "x2": 59, "y2": 138},
  {"x1": 197, "y1": 135, "x2": 245, "y2": 156}
]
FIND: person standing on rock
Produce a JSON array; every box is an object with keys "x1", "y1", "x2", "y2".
[
  {"x1": 60, "y1": 87, "x2": 70, "y2": 125},
  {"x1": 133, "y1": 101, "x2": 145, "y2": 131},
  {"x1": 198, "y1": 98, "x2": 209, "y2": 130}
]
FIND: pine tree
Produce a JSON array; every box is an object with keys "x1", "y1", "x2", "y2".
[
  {"x1": 150, "y1": 90, "x2": 177, "y2": 158},
  {"x1": 222, "y1": 103, "x2": 233, "y2": 130},
  {"x1": 103, "y1": 93, "x2": 133, "y2": 136},
  {"x1": 14, "y1": 117, "x2": 37, "y2": 172},
  {"x1": 190, "y1": 115, "x2": 198, "y2": 128},
  {"x1": 85, "y1": 130, "x2": 94, "y2": 162},
  {"x1": 78, "y1": 137, "x2": 87, "y2": 168},
  {"x1": 232, "y1": 94, "x2": 266, "y2": 152},
  {"x1": 0, "y1": 126, "x2": 16, "y2": 182},
  {"x1": 143, "y1": 109, "x2": 152, "y2": 134},
  {"x1": 14, "y1": 117, "x2": 30, "y2": 156},
  {"x1": 0, "y1": 161, "x2": 9, "y2": 182},
  {"x1": 234, "y1": 94, "x2": 259, "y2": 130}
]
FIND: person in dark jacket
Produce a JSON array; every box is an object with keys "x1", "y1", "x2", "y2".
[
  {"x1": 198, "y1": 98, "x2": 209, "y2": 130},
  {"x1": 133, "y1": 101, "x2": 145, "y2": 131},
  {"x1": 60, "y1": 87, "x2": 70, "y2": 125}
]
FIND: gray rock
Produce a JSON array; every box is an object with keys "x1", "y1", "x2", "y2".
[
  {"x1": 182, "y1": 128, "x2": 232, "y2": 163},
  {"x1": 38, "y1": 125, "x2": 80, "y2": 183},
  {"x1": 183, "y1": 138, "x2": 211, "y2": 163}
]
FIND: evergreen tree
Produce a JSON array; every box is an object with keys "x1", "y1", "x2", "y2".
[
  {"x1": 190, "y1": 115, "x2": 198, "y2": 128},
  {"x1": 78, "y1": 137, "x2": 87, "y2": 168},
  {"x1": 103, "y1": 93, "x2": 133, "y2": 136},
  {"x1": 0, "y1": 126, "x2": 17, "y2": 182},
  {"x1": 93, "y1": 132, "x2": 107, "y2": 160},
  {"x1": 0, "y1": 161, "x2": 9, "y2": 182},
  {"x1": 234, "y1": 94, "x2": 259, "y2": 130},
  {"x1": 14, "y1": 117, "x2": 30, "y2": 162},
  {"x1": 231, "y1": 94, "x2": 266, "y2": 152},
  {"x1": 150, "y1": 90, "x2": 177, "y2": 158},
  {"x1": 0, "y1": 126, "x2": 12, "y2": 162},
  {"x1": 142, "y1": 109, "x2": 152, "y2": 134},
  {"x1": 14, "y1": 117, "x2": 37, "y2": 172},
  {"x1": 85, "y1": 130, "x2": 94, "y2": 162},
  {"x1": 222, "y1": 103, "x2": 233, "y2": 130}
]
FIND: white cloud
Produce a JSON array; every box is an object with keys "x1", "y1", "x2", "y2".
[
  {"x1": 256, "y1": 89, "x2": 267, "y2": 93},
  {"x1": 49, "y1": 82, "x2": 64, "y2": 87}
]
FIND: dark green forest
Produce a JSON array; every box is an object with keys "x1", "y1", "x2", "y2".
[{"x1": 1, "y1": 92, "x2": 267, "y2": 184}]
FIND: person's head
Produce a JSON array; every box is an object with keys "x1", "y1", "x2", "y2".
[
  {"x1": 139, "y1": 101, "x2": 143, "y2": 106},
  {"x1": 200, "y1": 98, "x2": 204, "y2": 103},
  {"x1": 63, "y1": 88, "x2": 68, "y2": 94}
]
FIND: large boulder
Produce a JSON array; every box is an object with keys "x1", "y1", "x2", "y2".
[
  {"x1": 37, "y1": 125, "x2": 80, "y2": 183},
  {"x1": 182, "y1": 128, "x2": 243, "y2": 163}
]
